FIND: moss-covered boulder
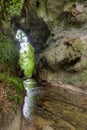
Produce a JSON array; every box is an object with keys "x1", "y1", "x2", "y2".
[{"x1": 65, "y1": 38, "x2": 83, "y2": 62}]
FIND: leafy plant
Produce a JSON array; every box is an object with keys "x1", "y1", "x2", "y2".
[
  {"x1": 0, "y1": 0, "x2": 24, "y2": 23},
  {"x1": 8, "y1": 77, "x2": 23, "y2": 93},
  {"x1": 0, "y1": 73, "x2": 6, "y2": 82}
]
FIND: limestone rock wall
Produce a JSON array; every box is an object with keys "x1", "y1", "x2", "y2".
[{"x1": 20, "y1": 0, "x2": 87, "y2": 89}]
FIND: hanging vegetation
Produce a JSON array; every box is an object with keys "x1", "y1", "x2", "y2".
[
  {"x1": 0, "y1": 0, "x2": 24, "y2": 24},
  {"x1": 19, "y1": 43, "x2": 35, "y2": 78}
]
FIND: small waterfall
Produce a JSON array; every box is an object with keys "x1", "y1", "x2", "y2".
[{"x1": 16, "y1": 30, "x2": 29, "y2": 52}]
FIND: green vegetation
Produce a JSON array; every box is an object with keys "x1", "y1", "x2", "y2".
[
  {"x1": 24, "y1": 79, "x2": 37, "y2": 88},
  {"x1": 0, "y1": 0, "x2": 24, "y2": 113},
  {"x1": 72, "y1": 39, "x2": 83, "y2": 53},
  {"x1": 0, "y1": 72, "x2": 23, "y2": 111},
  {"x1": 0, "y1": 73, "x2": 23, "y2": 93},
  {"x1": 0, "y1": 32, "x2": 19, "y2": 75},
  {"x1": 9, "y1": 0, "x2": 24, "y2": 17},
  {"x1": 6, "y1": 88, "x2": 22, "y2": 111},
  {"x1": 8, "y1": 77, "x2": 23, "y2": 93},
  {"x1": 0, "y1": 0, "x2": 24, "y2": 24},
  {"x1": 19, "y1": 44, "x2": 35, "y2": 78},
  {"x1": 0, "y1": 31, "x2": 23, "y2": 111},
  {"x1": 7, "y1": 76, "x2": 23, "y2": 111}
]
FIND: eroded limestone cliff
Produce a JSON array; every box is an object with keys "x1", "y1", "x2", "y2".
[{"x1": 16, "y1": 0, "x2": 87, "y2": 89}]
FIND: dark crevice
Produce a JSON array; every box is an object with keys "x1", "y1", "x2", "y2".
[
  {"x1": 61, "y1": 57, "x2": 81, "y2": 69},
  {"x1": 51, "y1": 57, "x2": 81, "y2": 73},
  {"x1": 36, "y1": 1, "x2": 40, "y2": 8}
]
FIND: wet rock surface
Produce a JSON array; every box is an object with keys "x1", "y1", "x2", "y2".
[
  {"x1": 36, "y1": 24, "x2": 87, "y2": 88},
  {"x1": 22, "y1": 81, "x2": 87, "y2": 130},
  {"x1": 34, "y1": 86, "x2": 87, "y2": 130},
  {"x1": 17, "y1": 0, "x2": 87, "y2": 88}
]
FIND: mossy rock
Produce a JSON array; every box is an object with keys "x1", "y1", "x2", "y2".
[{"x1": 65, "y1": 38, "x2": 83, "y2": 62}]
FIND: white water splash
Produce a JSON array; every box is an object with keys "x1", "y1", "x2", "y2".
[{"x1": 16, "y1": 30, "x2": 29, "y2": 52}]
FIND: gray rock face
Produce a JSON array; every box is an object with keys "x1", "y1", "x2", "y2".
[{"x1": 19, "y1": 0, "x2": 87, "y2": 88}]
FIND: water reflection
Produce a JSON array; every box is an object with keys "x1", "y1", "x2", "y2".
[
  {"x1": 23, "y1": 79, "x2": 42, "y2": 121},
  {"x1": 22, "y1": 80, "x2": 87, "y2": 130}
]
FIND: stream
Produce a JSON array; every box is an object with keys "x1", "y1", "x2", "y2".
[{"x1": 21, "y1": 79, "x2": 87, "y2": 130}]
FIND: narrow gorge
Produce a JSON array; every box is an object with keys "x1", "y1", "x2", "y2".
[{"x1": 1, "y1": 0, "x2": 87, "y2": 130}]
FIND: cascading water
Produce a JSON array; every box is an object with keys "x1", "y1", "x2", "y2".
[
  {"x1": 23, "y1": 79, "x2": 40, "y2": 121},
  {"x1": 15, "y1": 30, "x2": 87, "y2": 130},
  {"x1": 16, "y1": 30, "x2": 28, "y2": 52},
  {"x1": 16, "y1": 29, "x2": 35, "y2": 79},
  {"x1": 16, "y1": 30, "x2": 41, "y2": 122}
]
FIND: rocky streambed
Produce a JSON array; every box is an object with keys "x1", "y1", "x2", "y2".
[
  {"x1": 3, "y1": 79, "x2": 87, "y2": 130},
  {"x1": 21, "y1": 79, "x2": 87, "y2": 130}
]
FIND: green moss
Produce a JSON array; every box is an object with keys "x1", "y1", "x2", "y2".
[
  {"x1": 72, "y1": 39, "x2": 83, "y2": 54},
  {"x1": 79, "y1": 69, "x2": 87, "y2": 82},
  {"x1": 80, "y1": 61, "x2": 87, "y2": 69},
  {"x1": 24, "y1": 79, "x2": 37, "y2": 88},
  {"x1": 65, "y1": 38, "x2": 83, "y2": 62},
  {"x1": 19, "y1": 44, "x2": 35, "y2": 78}
]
